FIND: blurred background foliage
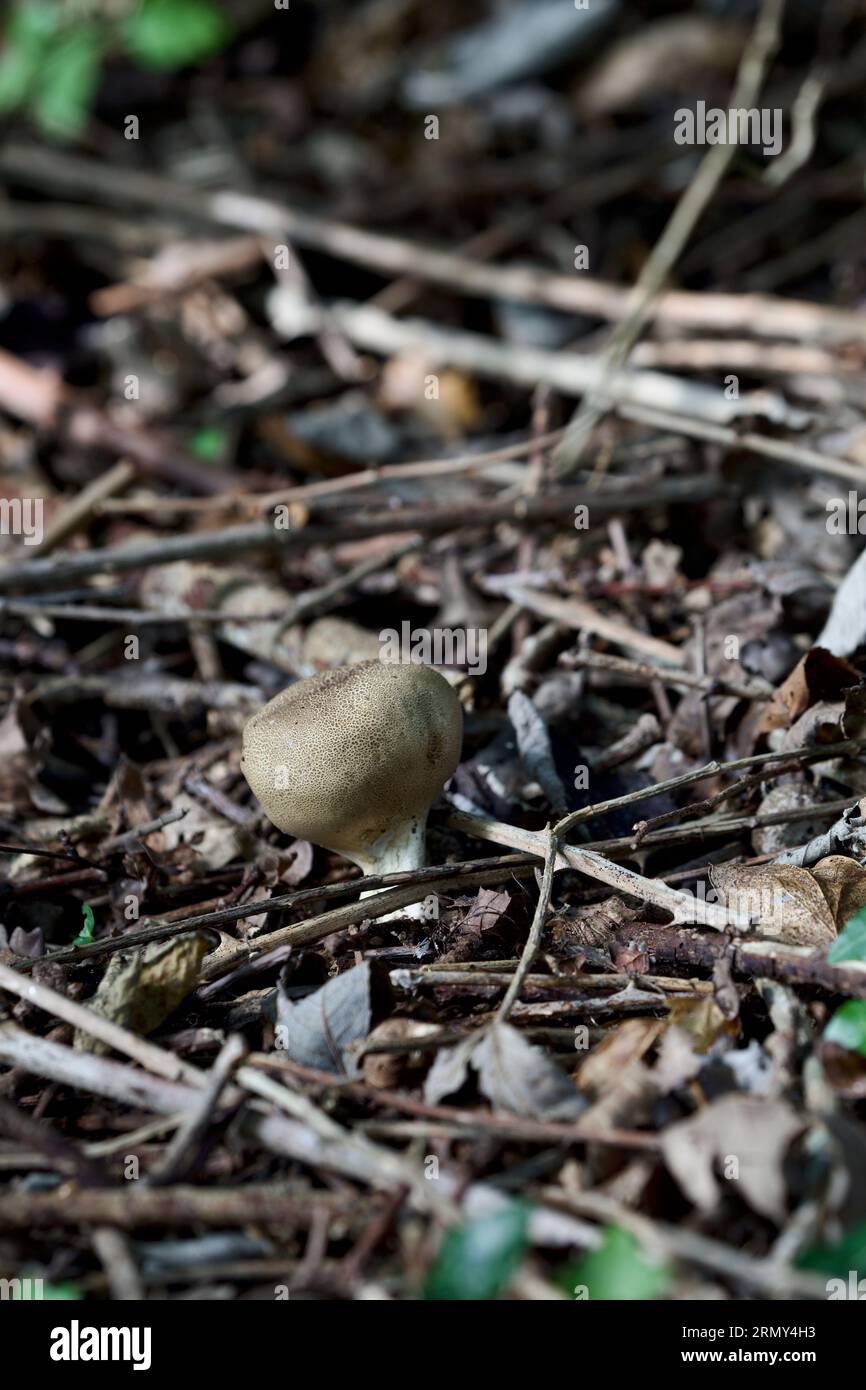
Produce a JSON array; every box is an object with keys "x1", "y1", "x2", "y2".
[{"x1": 0, "y1": 0, "x2": 232, "y2": 139}]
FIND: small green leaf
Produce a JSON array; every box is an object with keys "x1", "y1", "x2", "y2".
[
  {"x1": 3, "y1": 0, "x2": 63, "y2": 49},
  {"x1": 29, "y1": 23, "x2": 104, "y2": 140},
  {"x1": 425, "y1": 1203, "x2": 528, "y2": 1300},
  {"x1": 799, "y1": 1222, "x2": 866, "y2": 1278},
  {"x1": 74, "y1": 903, "x2": 95, "y2": 948},
  {"x1": 189, "y1": 425, "x2": 227, "y2": 461},
  {"x1": 824, "y1": 999, "x2": 866, "y2": 1057},
  {"x1": 0, "y1": 44, "x2": 37, "y2": 112},
  {"x1": 13, "y1": 1279, "x2": 81, "y2": 1300},
  {"x1": 40, "y1": 1282, "x2": 82, "y2": 1299},
  {"x1": 828, "y1": 906, "x2": 866, "y2": 965},
  {"x1": 0, "y1": 1, "x2": 63, "y2": 112},
  {"x1": 122, "y1": 0, "x2": 231, "y2": 71},
  {"x1": 562, "y1": 1225, "x2": 672, "y2": 1301}
]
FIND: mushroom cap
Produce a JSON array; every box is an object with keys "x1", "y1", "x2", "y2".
[{"x1": 241, "y1": 660, "x2": 463, "y2": 862}]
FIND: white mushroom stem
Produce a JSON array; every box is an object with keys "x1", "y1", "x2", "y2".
[
  {"x1": 355, "y1": 820, "x2": 426, "y2": 878},
  {"x1": 356, "y1": 820, "x2": 430, "y2": 921}
]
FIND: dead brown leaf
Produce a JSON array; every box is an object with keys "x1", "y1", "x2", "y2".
[
  {"x1": 577, "y1": 1017, "x2": 665, "y2": 1095},
  {"x1": 709, "y1": 862, "x2": 837, "y2": 946},
  {"x1": 811, "y1": 855, "x2": 866, "y2": 930},
  {"x1": 661, "y1": 1095, "x2": 805, "y2": 1221},
  {"x1": 74, "y1": 932, "x2": 210, "y2": 1054},
  {"x1": 756, "y1": 646, "x2": 859, "y2": 737},
  {"x1": 424, "y1": 1021, "x2": 585, "y2": 1121}
]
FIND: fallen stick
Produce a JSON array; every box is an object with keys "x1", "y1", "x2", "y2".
[
  {"x1": 4, "y1": 141, "x2": 866, "y2": 345},
  {"x1": 612, "y1": 921, "x2": 866, "y2": 1000},
  {"x1": 617, "y1": 400, "x2": 866, "y2": 488},
  {"x1": 0, "y1": 476, "x2": 723, "y2": 593},
  {"x1": 0, "y1": 1183, "x2": 353, "y2": 1231},
  {"x1": 0, "y1": 1024, "x2": 595, "y2": 1248},
  {"x1": 27, "y1": 460, "x2": 137, "y2": 557},
  {"x1": 446, "y1": 809, "x2": 748, "y2": 930},
  {"x1": 555, "y1": 0, "x2": 786, "y2": 471},
  {"x1": 15, "y1": 854, "x2": 537, "y2": 972},
  {"x1": 329, "y1": 302, "x2": 806, "y2": 430},
  {"x1": 542, "y1": 1187, "x2": 827, "y2": 1300},
  {"x1": 564, "y1": 647, "x2": 771, "y2": 701},
  {"x1": 497, "y1": 583, "x2": 685, "y2": 666},
  {"x1": 196, "y1": 862, "x2": 543, "y2": 983}
]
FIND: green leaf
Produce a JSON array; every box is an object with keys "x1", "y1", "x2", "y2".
[
  {"x1": 562, "y1": 1225, "x2": 672, "y2": 1301},
  {"x1": 425, "y1": 1203, "x2": 528, "y2": 1300},
  {"x1": 8, "y1": 0, "x2": 63, "y2": 39},
  {"x1": 0, "y1": 1, "x2": 63, "y2": 112},
  {"x1": 824, "y1": 1000, "x2": 866, "y2": 1057},
  {"x1": 41, "y1": 1282, "x2": 82, "y2": 1299},
  {"x1": 189, "y1": 425, "x2": 227, "y2": 461},
  {"x1": 13, "y1": 1279, "x2": 81, "y2": 1300},
  {"x1": 29, "y1": 23, "x2": 104, "y2": 140},
  {"x1": 798, "y1": 1222, "x2": 866, "y2": 1278},
  {"x1": 122, "y1": 0, "x2": 231, "y2": 71},
  {"x1": 74, "y1": 903, "x2": 95, "y2": 948},
  {"x1": 0, "y1": 44, "x2": 37, "y2": 112},
  {"x1": 828, "y1": 906, "x2": 866, "y2": 965}
]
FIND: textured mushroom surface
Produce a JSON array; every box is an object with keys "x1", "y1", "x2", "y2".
[{"x1": 241, "y1": 660, "x2": 462, "y2": 868}]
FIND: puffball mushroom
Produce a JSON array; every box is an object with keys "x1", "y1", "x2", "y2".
[{"x1": 241, "y1": 661, "x2": 463, "y2": 906}]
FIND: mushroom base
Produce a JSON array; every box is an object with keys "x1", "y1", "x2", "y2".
[{"x1": 354, "y1": 819, "x2": 434, "y2": 922}]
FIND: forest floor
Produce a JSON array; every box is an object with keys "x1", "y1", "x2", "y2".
[{"x1": 2, "y1": 0, "x2": 866, "y2": 1302}]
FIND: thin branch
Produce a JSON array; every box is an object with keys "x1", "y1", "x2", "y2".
[{"x1": 554, "y1": 0, "x2": 787, "y2": 472}]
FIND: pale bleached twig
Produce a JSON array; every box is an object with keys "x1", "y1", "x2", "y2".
[
  {"x1": 554, "y1": 0, "x2": 787, "y2": 472},
  {"x1": 4, "y1": 141, "x2": 864, "y2": 346}
]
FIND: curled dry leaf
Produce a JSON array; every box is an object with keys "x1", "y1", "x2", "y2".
[
  {"x1": 0, "y1": 702, "x2": 64, "y2": 817},
  {"x1": 756, "y1": 646, "x2": 858, "y2": 737},
  {"x1": 548, "y1": 896, "x2": 643, "y2": 956},
  {"x1": 441, "y1": 886, "x2": 513, "y2": 964},
  {"x1": 276, "y1": 959, "x2": 373, "y2": 1077},
  {"x1": 474, "y1": 1023, "x2": 585, "y2": 1120},
  {"x1": 161, "y1": 800, "x2": 252, "y2": 874},
  {"x1": 781, "y1": 700, "x2": 845, "y2": 752},
  {"x1": 576, "y1": 1018, "x2": 664, "y2": 1132},
  {"x1": 424, "y1": 1021, "x2": 585, "y2": 1121},
  {"x1": 507, "y1": 689, "x2": 568, "y2": 816},
  {"x1": 74, "y1": 932, "x2": 210, "y2": 1054},
  {"x1": 254, "y1": 837, "x2": 314, "y2": 889},
  {"x1": 577, "y1": 1017, "x2": 665, "y2": 1096},
  {"x1": 577, "y1": 15, "x2": 744, "y2": 116},
  {"x1": 665, "y1": 994, "x2": 732, "y2": 1052},
  {"x1": 811, "y1": 856, "x2": 866, "y2": 931},
  {"x1": 709, "y1": 862, "x2": 837, "y2": 947},
  {"x1": 817, "y1": 1042, "x2": 866, "y2": 1101},
  {"x1": 361, "y1": 1017, "x2": 441, "y2": 1090},
  {"x1": 0, "y1": 924, "x2": 44, "y2": 960},
  {"x1": 842, "y1": 683, "x2": 866, "y2": 740},
  {"x1": 661, "y1": 1095, "x2": 805, "y2": 1222}
]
